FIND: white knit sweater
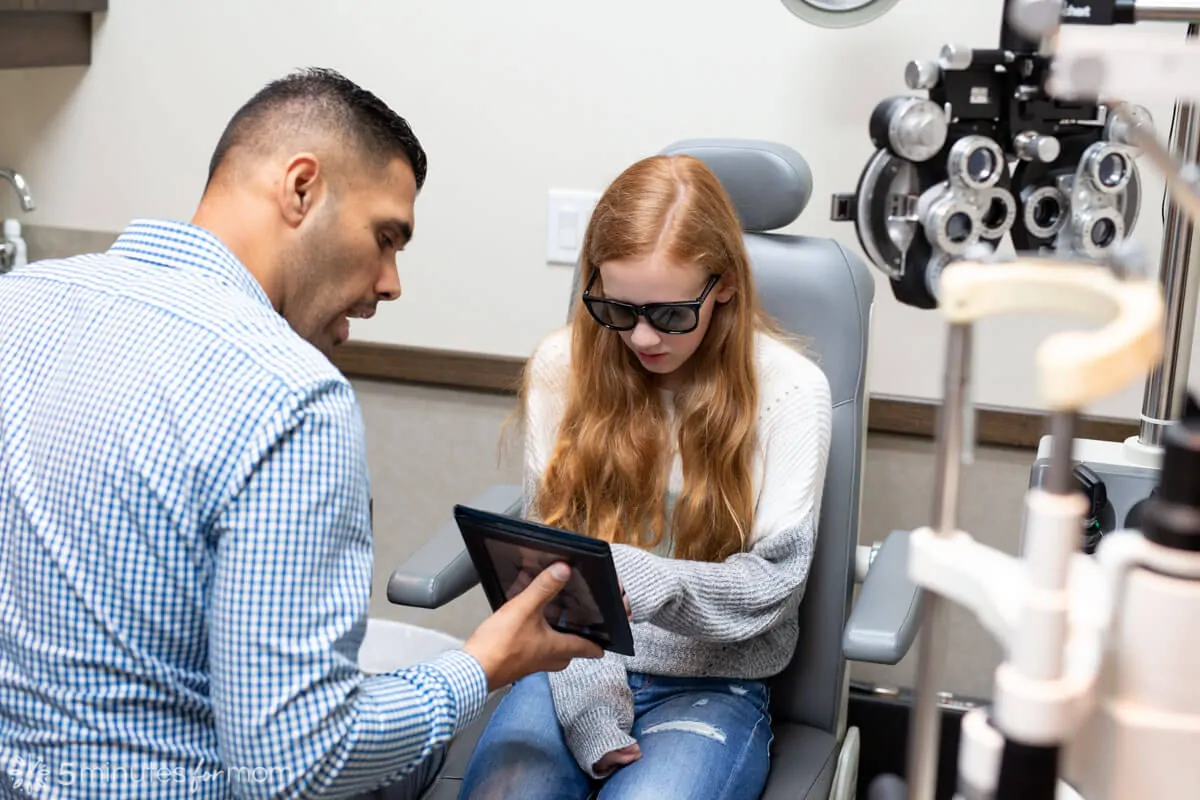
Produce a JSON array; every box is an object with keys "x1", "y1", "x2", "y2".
[{"x1": 520, "y1": 325, "x2": 833, "y2": 777}]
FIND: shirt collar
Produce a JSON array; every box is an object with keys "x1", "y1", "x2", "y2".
[{"x1": 107, "y1": 218, "x2": 274, "y2": 310}]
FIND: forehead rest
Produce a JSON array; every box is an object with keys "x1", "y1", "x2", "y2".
[{"x1": 658, "y1": 138, "x2": 814, "y2": 233}]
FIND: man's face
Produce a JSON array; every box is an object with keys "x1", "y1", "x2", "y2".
[{"x1": 283, "y1": 155, "x2": 417, "y2": 355}]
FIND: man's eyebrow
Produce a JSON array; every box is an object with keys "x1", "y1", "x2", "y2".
[{"x1": 384, "y1": 219, "x2": 413, "y2": 245}]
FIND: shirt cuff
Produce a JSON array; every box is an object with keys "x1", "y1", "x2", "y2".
[{"x1": 424, "y1": 649, "x2": 489, "y2": 735}]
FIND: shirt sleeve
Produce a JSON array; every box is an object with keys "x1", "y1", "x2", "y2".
[
  {"x1": 612, "y1": 370, "x2": 833, "y2": 644},
  {"x1": 206, "y1": 378, "x2": 488, "y2": 799}
]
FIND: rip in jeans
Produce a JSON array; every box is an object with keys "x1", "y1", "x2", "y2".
[{"x1": 641, "y1": 720, "x2": 727, "y2": 744}]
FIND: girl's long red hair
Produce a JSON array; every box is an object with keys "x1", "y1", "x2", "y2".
[{"x1": 517, "y1": 154, "x2": 778, "y2": 562}]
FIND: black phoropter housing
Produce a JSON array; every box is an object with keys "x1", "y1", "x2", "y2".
[
  {"x1": 834, "y1": 0, "x2": 1145, "y2": 311},
  {"x1": 993, "y1": 0, "x2": 1141, "y2": 143}
]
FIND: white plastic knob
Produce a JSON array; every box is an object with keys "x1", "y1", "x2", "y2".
[{"x1": 1008, "y1": 0, "x2": 1065, "y2": 39}]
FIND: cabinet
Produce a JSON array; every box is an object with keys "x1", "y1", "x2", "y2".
[{"x1": 0, "y1": 2, "x2": 109, "y2": 70}]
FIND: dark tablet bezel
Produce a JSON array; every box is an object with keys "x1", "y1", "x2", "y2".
[{"x1": 453, "y1": 504, "x2": 635, "y2": 657}]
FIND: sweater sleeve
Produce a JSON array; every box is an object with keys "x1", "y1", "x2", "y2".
[
  {"x1": 521, "y1": 331, "x2": 637, "y2": 777},
  {"x1": 612, "y1": 365, "x2": 833, "y2": 643},
  {"x1": 547, "y1": 654, "x2": 638, "y2": 778}
]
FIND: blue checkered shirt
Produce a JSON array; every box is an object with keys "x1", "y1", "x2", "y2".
[{"x1": 0, "y1": 219, "x2": 488, "y2": 799}]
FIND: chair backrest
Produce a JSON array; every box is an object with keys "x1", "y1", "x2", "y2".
[{"x1": 568, "y1": 139, "x2": 875, "y2": 736}]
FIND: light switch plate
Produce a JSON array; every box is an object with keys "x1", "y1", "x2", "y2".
[{"x1": 546, "y1": 189, "x2": 600, "y2": 266}]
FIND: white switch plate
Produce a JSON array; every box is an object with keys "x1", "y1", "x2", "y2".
[{"x1": 546, "y1": 189, "x2": 600, "y2": 266}]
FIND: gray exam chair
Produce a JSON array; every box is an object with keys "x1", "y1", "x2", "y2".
[{"x1": 387, "y1": 139, "x2": 923, "y2": 800}]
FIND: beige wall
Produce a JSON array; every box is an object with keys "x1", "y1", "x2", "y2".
[
  {"x1": 0, "y1": 0, "x2": 1189, "y2": 418},
  {"x1": 357, "y1": 378, "x2": 1032, "y2": 702}
]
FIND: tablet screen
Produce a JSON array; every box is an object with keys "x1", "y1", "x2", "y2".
[{"x1": 483, "y1": 538, "x2": 608, "y2": 639}]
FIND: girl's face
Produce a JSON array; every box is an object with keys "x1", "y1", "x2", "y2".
[{"x1": 591, "y1": 254, "x2": 734, "y2": 390}]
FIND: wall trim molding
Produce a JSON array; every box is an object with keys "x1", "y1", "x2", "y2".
[{"x1": 330, "y1": 342, "x2": 1140, "y2": 450}]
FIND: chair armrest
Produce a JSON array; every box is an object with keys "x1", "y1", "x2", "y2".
[
  {"x1": 385, "y1": 483, "x2": 525, "y2": 609},
  {"x1": 842, "y1": 529, "x2": 924, "y2": 665}
]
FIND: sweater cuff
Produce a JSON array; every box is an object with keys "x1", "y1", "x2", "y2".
[
  {"x1": 563, "y1": 706, "x2": 639, "y2": 779},
  {"x1": 611, "y1": 545, "x2": 675, "y2": 625}
]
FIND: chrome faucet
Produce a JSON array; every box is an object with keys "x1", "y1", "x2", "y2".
[
  {"x1": 0, "y1": 168, "x2": 34, "y2": 213},
  {"x1": 0, "y1": 168, "x2": 33, "y2": 273}
]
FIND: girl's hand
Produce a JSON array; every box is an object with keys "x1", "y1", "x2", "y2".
[{"x1": 593, "y1": 742, "x2": 642, "y2": 776}]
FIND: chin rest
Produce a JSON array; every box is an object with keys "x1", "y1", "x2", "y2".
[{"x1": 388, "y1": 138, "x2": 922, "y2": 800}]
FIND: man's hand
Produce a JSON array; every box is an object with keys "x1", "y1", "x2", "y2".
[
  {"x1": 507, "y1": 547, "x2": 552, "y2": 596},
  {"x1": 463, "y1": 562, "x2": 604, "y2": 691},
  {"x1": 593, "y1": 742, "x2": 642, "y2": 776}
]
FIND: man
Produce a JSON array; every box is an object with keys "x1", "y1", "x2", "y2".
[{"x1": 0, "y1": 68, "x2": 601, "y2": 799}]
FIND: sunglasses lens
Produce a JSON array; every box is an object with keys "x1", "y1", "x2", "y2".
[
  {"x1": 586, "y1": 300, "x2": 637, "y2": 330},
  {"x1": 648, "y1": 306, "x2": 697, "y2": 333}
]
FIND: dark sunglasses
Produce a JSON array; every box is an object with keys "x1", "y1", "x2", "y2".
[{"x1": 582, "y1": 271, "x2": 719, "y2": 334}]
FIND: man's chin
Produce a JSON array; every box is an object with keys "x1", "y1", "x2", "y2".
[
  {"x1": 309, "y1": 333, "x2": 342, "y2": 358},
  {"x1": 317, "y1": 319, "x2": 351, "y2": 355}
]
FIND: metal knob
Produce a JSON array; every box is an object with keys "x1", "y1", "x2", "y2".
[
  {"x1": 905, "y1": 60, "x2": 941, "y2": 91},
  {"x1": 1106, "y1": 104, "x2": 1155, "y2": 149},
  {"x1": 1015, "y1": 131, "x2": 1062, "y2": 163},
  {"x1": 939, "y1": 43, "x2": 973, "y2": 71},
  {"x1": 890, "y1": 99, "x2": 950, "y2": 163}
]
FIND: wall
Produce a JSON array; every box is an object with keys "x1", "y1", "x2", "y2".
[{"x1": 0, "y1": 0, "x2": 1196, "y2": 419}]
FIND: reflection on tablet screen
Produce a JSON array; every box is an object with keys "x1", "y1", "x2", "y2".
[{"x1": 484, "y1": 539, "x2": 606, "y2": 636}]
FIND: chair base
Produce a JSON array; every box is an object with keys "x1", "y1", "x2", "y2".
[{"x1": 832, "y1": 727, "x2": 861, "y2": 800}]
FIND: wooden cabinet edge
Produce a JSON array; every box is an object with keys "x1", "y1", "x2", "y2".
[{"x1": 0, "y1": 8, "x2": 105, "y2": 70}]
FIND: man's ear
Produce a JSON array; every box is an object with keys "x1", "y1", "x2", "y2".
[{"x1": 279, "y1": 153, "x2": 322, "y2": 227}]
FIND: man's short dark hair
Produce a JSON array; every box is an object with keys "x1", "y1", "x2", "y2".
[{"x1": 206, "y1": 67, "x2": 427, "y2": 190}]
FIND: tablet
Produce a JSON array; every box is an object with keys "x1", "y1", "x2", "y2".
[{"x1": 453, "y1": 504, "x2": 635, "y2": 657}]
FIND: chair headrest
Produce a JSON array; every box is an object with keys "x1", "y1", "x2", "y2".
[{"x1": 658, "y1": 138, "x2": 814, "y2": 233}]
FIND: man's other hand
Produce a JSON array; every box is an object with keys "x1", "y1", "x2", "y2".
[{"x1": 462, "y1": 562, "x2": 603, "y2": 691}]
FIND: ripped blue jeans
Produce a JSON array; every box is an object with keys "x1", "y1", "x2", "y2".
[{"x1": 457, "y1": 671, "x2": 773, "y2": 800}]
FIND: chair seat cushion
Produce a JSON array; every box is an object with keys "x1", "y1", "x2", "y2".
[{"x1": 760, "y1": 723, "x2": 839, "y2": 800}]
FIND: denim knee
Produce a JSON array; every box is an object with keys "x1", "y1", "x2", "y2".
[{"x1": 457, "y1": 674, "x2": 591, "y2": 800}]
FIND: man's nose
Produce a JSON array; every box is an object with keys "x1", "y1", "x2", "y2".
[{"x1": 376, "y1": 258, "x2": 402, "y2": 301}]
